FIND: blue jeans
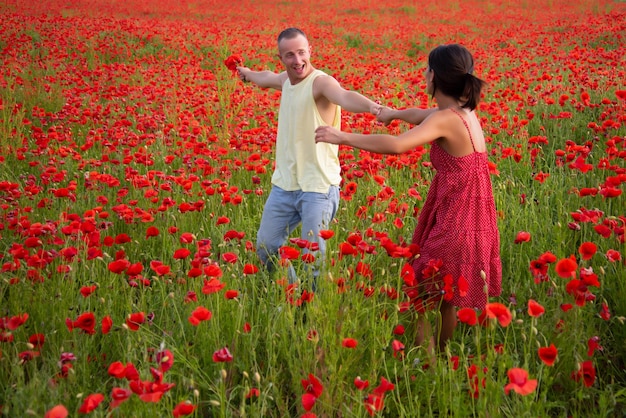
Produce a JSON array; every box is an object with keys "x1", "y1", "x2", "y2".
[{"x1": 256, "y1": 185, "x2": 340, "y2": 286}]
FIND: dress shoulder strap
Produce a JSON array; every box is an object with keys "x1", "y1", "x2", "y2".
[{"x1": 449, "y1": 108, "x2": 476, "y2": 153}]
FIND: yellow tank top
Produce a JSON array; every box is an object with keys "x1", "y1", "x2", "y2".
[{"x1": 271, "y1": 69, "x2": 342, "y2": 193}]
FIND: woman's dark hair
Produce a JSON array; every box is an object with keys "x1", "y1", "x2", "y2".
[
  {"x1": 428, "y1": 44, "x2": 486, "y2": 110},
  {"x1": 277, "y1": 27, "x2": 307, "y2": 44}
]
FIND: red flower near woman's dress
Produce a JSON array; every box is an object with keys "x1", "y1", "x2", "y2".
[{"x1": 485, "y1": 302, "x2": 512, "y2": 327}]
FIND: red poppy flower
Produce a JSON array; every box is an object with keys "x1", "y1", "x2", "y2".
[
  {"x1": 527, "y1": 299, "x2": 545, "y2": 317},
  {"x1": 290, "y1": 238, "x2": 310, "y2": 248},
  {"x1": 606, "y1": 249, "x2": 621, "y2": 262},
  {"x1": 118, "y1": 363, "x2": 137, "y2": 382},
  {"x1": 245, "y1": 388, "x2": 260, "y2": 399},
  {"x1": 212, "y1": 346, "x2": 233, "y2": 362},
  {"x1": 187, "y1": 267, "x2": 202, "y2": 278},
  {"x1": 533, "y1": 172, "x2": 549, "y2": 183},
  {"x1": 108, "y1": 361, "x2": 127, "y2": 378},
  {"x1": 279, "y1": 246, "x2": 300, "y2": 260},
  {"x1": 179, "y1": 232, "x2": 195, "y2": 243},
  {"x1": 514, "y1": 231, "x2": 531, "y2": 244},
  {"x1": 504, "y1": 368, "x2": 537, "y2": 395},
  {"x1": 538, "y1": 344, "x2": 558, "y2": 366},
  {"x1": 578, "y1": 242, "x2": 597, "y2": 260},
  {"x1": 393, "y1": 324, "x2": 405, "y2": 335},
  {"x1": 449, "y1": 356, "x2": 460, "y2": 370},
  {"x1": 173, "y1": 248, "x2": 191, "y2": 259},
  {"x1": 319, "y1": 230, "x2": 334, "y2": 240},
  {"x1": 78, "y1": 393, "x2": 105, "y2": 414},
  {"x1": 19, "y1": 350, "x2": 40, "y2": 362},
  {"x1": 222, "y1": 252, "x2": 238, "y2": 263},
  {"x1": 354, "y1": 376, "x2": 369, "y2": 390},
  {"x1": 146, "y1": 226, "x2": 159, "y2": 238},
  {"x1": 80, "y1": 285, "x2": 97, "y2": 298},
  {"x1": 67, "y1": 312, "x2": 96, "y2": 334},
  {"x1": 401, "y1": 263, "x2": 416, "y2": 287},
  {"x1": 216, "y1": 216, "x2": 230, "y2": 225},
  {"x1": 101, "y1": 315, "x2": 113, "y2": 334},
  {"x1": 342, "y1": 338, "x2": 358, "y2": 348},
  {"x1": 6, "y1": 313, "x2": 29, "y2": 330},
  {"x1": 44, "y1": 405, "x2": 68, "y2": 418},
  {"x1": 301, "y1": 393, "x2": 317, "y2": 412},
  {"x1": 242, "y1": 264, "x2": 259, "y2": 275},
  {"x1": 189, "y1": 306, "x2": 212, "y2": 326},
  {"x1": 467, "y1": 364, "x2": 486, "y2": 399},
  {"x1": 108, "y1": 259, "x2": 130, "y2": 274},
  {"x1": 555, "y1": 255, "x2": 578, "y2": 278},
  {"x1": 539, "y1": 251, "x2": 557, "y2": 264},
  {"x1": 302, "y1": 373, "x2": 324, "y2": 398},
  {"x1": 485, "y1": 303, "x2": 512, "y2": 327},
  {"x1": 301, "y1": 253, "x2": 316, "y2": 263},
  {"x1": 224, "y1": 230, "x2": 245, "y2": 241},
  {"x1": 126, "y1": 312, "x2": 145, "y2": 331},
  {"x1": 173, "y1": 401, "x2": 196, "y2": 417},
  {"x1": 204, "y1": 264, "x2": 223, "y2": 277},
  {"x1": 29, "y1": 333, "x2": 45, "y2": 348},
  {"x1": 457, "y1": 307, "x2": 478, "y2": 326},
  {"x1": 572, "y1": 360, "x2": 596, "y2": 387},
  {"x1": 115, "y1": 233, "x2": 131, "y2": 244},
  {"x1": 225, "y1": 289, "x2": 239, "y2": 299},
  {"x1": 110, "y1": 387, "x2": 132, "y2": 409},
  {"x1": 23, "y1": 237, "x2": 42, "y2": 248},
  {"x1": 364, "y1": 376, "x2": 395, "y2": 415},
  {"x1": 587, "y1": 336, "x2": 603, "y2": 357},
  {"x1": 600, "y1": 302, "x2": 611, "y2": 320},
  {"x1": 224, "y1": 54, "x2": 243, "y2": 72},
  {"x1": 202, "y1": 278, "x2": 225, "y2": 294},
  {"x1": 372, "y1": 376, "x2": 395, "y2": 395},
  {"x1": 566, "y1": 279, "x2": 595, "y2": 306},
  {"x1": 157, "y1": 349, "x2": 174, "y2": 372},
  {"x1": 364, "y1": 393, "x2": 385, "y2": 416},
  {"x1": 594, "y1": 224, "x2": 612, "y2": 238},
  {"x1": 391, "y1": 339, "x2": 405, "y2": 358},
  {"x1": 127, "y1": 262, "x2": 144, "y2": 276},
  {"x1": 338, "y1": 242, "x2": 357, "y2": 259}
]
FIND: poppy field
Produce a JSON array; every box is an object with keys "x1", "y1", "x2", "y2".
[{"x1": 1, "y1": 0, "x2": 625, "y2": 416}]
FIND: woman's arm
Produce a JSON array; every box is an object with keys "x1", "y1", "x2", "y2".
[{"x1": 315, "y1": 110, "x2": 446, "y2": 155}]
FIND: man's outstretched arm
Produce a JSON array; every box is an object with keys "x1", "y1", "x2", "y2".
[{"x1": 237, "y1": 66, "x2": 286, "y2": 90}]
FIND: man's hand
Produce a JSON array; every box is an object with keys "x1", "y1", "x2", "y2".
[
  {"x1": 236, "y1": 66, "x2": 248, "y2": 82},
  {"x1": 371, "y1": 103, "x2": 383, "y2": 117},
  {"x1": 376, "y1": 107, "x2": 395, "y2": 125}
]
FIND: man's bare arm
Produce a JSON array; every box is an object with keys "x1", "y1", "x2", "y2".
[
  {"x1": 377, "y1": 107, "x2": 437, "y2": 125},
  {"x1": 314, "y1": 75, "x2": 380, "y2": 115},
  {"x1": 237, "y1": 67, "x2": 286, "y2": 90}
]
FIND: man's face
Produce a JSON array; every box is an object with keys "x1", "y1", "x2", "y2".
[{"x1": 278, "y1": 34, "x2": 312, "y2": 84}]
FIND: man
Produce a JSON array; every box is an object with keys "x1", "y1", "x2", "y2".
[{"x1": 237, "y1": 27, "x2": 381, "y2": 287}]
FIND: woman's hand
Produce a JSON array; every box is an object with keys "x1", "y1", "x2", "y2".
[{"x1": 315, "y1": 126, "x2": 344, "y2": 145}]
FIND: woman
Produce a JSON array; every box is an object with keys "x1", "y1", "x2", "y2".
[{"x1": 315, "y1": 44, "x2": 502, "y2": 353}]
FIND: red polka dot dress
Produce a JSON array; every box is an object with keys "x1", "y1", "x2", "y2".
[{"x1": 409, "y1": 109, "x2": 502, "y2": 310}]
